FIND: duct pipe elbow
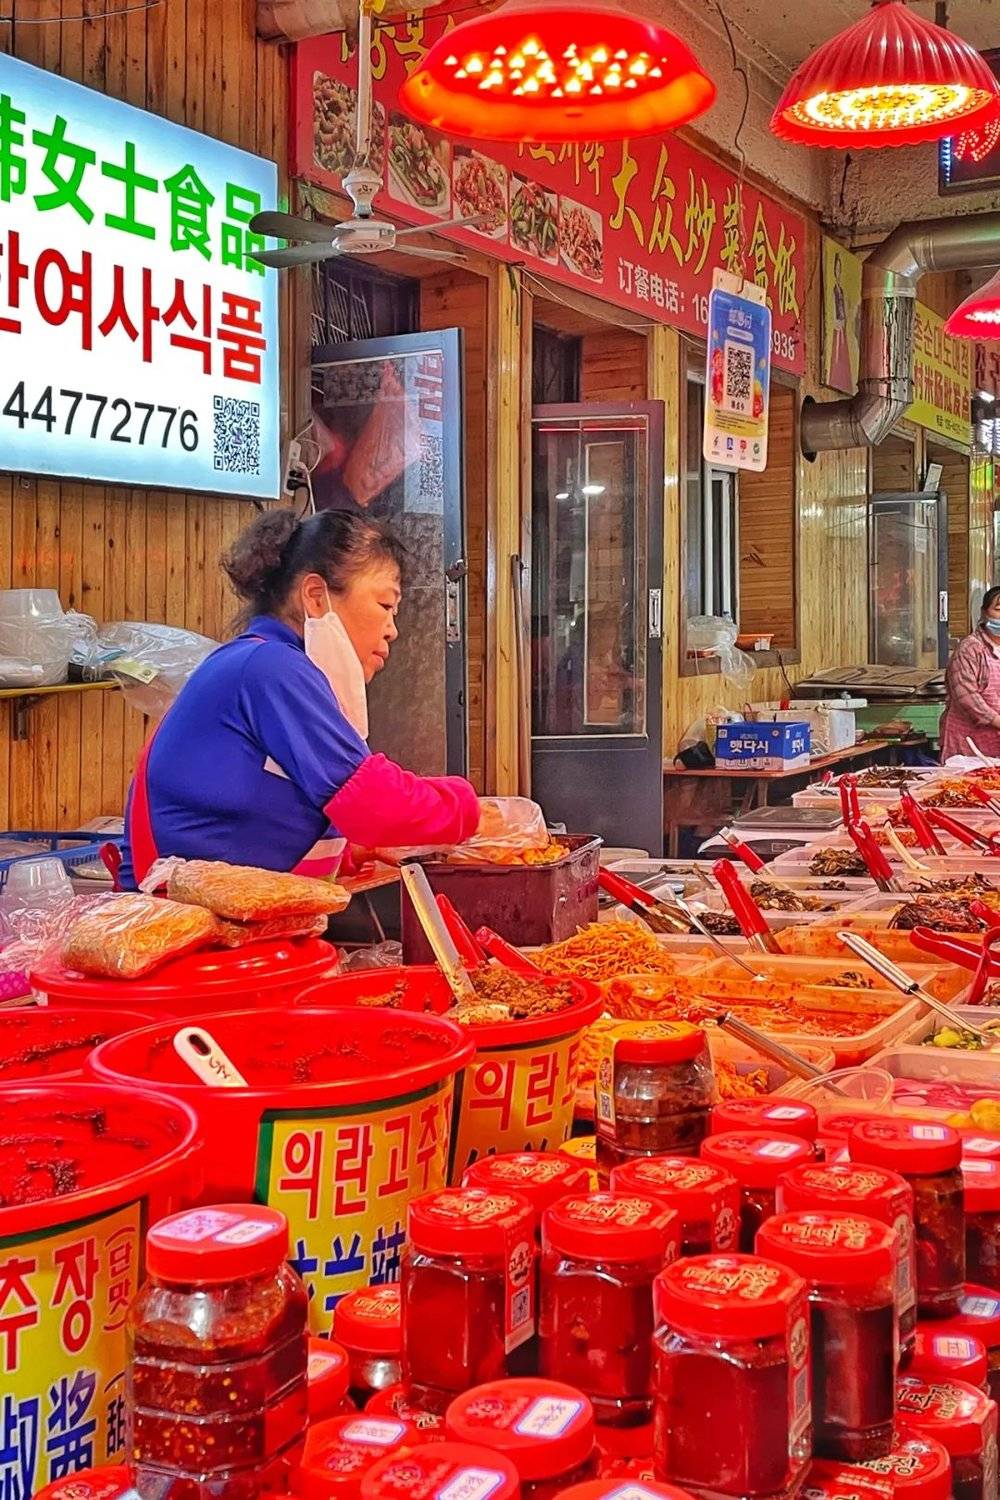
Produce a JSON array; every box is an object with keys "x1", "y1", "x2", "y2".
[{"x1": 800, "y1": 390, "x2": 909, "y2": 460}]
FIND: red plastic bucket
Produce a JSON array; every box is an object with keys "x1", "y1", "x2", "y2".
[
  {"x1": 87, "y1": 1005, "x2": 474, "y2": 1328},
  {"x1": 30, "y1": 935, "x2": 338, "y2": 1016},
  {"x1": 297, "y1": 967, "x2": 603, "y2": 1180},
  {"x1": 0, "y1": 1081, "x2": 201, "y2": 1494},
  {"x1": 0, "y1": 1006, "x2": 152, "y2": 1082}
]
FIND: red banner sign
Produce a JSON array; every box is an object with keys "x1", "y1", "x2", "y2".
[{"x1": 291, "y1": 19, "x2": 806, "y2": 374}]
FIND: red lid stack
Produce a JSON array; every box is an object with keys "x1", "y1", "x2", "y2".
[
  {"x1": 711, "y1": 1099, "x2": 818, "y2": 1145},
  {"x1": 307, "y1": 1339, "x2": 352, "y2": 1421},
  {"x1": 801, "y1": 1460, "x2": 893, "y2": 1498},
  {"x1": 611, "y1": 1156, "x2": 740, "y2": 1251},
  {"x1": 294, "y1": 1416, "x2": 421, "y2": 1500},
  {"x1": 961, "y1": 1157, "x2": 1000, "y2": 1215},
  {"x1": 408, "y1": 1189, "x2": 535, "y2": 1257},
  {"x1": 850, "y1": 1120, "x2": 962, "y2": 1178},
  {"x1": 360, "y1": 1442, "x2": 520, "y2": 1500},
  {"x1": 33, "y1": 1470, "x2": 132, "y2": 1500},
  {"x1": 145, "y1": 1205, "x2": 289, "y2": 1284},
  {"x1": 911, "y1": 1328, "x2": 989, "y2": 1390},
  {"x1": 463, "y1": 1152, "x2": 593, "y2": 1220},
  {"x1": 602, "y1": 1020, "x2": 708, "y2": 1064},
  {"x1": 543, "y1": 1192, "x2": 680, "y2": 1264},
  {"x1": 364, "y1": 1386, "x2": 446, "y2": 1437},
  {"x1": 856, "y1": 1432, "x2": 953, "y2": 1499},
  {"x1": 335, "y1": 1287, "x2": 402, "y2": 1357},
  {"x1": 653, "y1": 1253, "x2": 807, "y2": 1342},
  {"x1": 896, "y1": 1373, "x2": 997, "y2": 1458},
  {"x1": 701, "y1": 1131, "x2": 814, "y2": 1188},
  {"x1": 445, "y1": 1378, "x2": 594, "y2": 1481},
  {"x1": 932, "y1": 1284, "x2": 1000, "y2": 1355},
  {"x1": 756, "y1": 1210, "x2": 896, "y2": 1286}
]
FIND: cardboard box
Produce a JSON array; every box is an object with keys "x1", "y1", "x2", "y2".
[{"x1": 715, "y1": 721, "x2": 811, "y2": 770}]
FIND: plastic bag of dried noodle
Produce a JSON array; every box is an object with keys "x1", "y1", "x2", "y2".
[
  {"x1": 62, "y1": 894, "x2": 219, "y2": 979},
  {"x1": 162, "y1": 858, "x2": 350, "y2": 921}
]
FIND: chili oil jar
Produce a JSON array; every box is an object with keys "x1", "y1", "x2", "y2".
[
  {"x1": 912, "y1": 1328, "x2": 989, "y2": 1392},
  {"x1": 334, "y1": 1288, "x2": 402, "y2": 1405},
  {"x1": 933, "y1": 1285, "x2": 1000, "y2": 1404},
  {"x1": 963, "y1": 1159, "x2": 1000, "y2": 1294},
  {"x1": 896, "y1": 1373, "x2": 999, "y2": 1500},
  {"x1": 464, "y1": 1153, "x2": 593, "y2": 1226},
  {"x1": 849, "y1": 1120, "x2": 965, "y2": 1320},
  {"x1": 756, "y1": 1211, "x2": 897, "y2": 1461},
  {"x1": 308, "y1": 1340, "x2": 354, "y2": 1422},
  {"x1": 127, "y1": 1204, "x2": 309, "y2": 1500},
  {"x1": 402, "y1": 1188, "x2": 536, "y2": 1403},
  {"x1": 611, "y1": 1156, "x2": 740, "y2": 1257},
  {"x1": 293, "y1": 1416, "x2": 421, "y2": 1500},
  {"x1": 365, "y1": 1386, "x2": 446, "y2": 1439},
  {"x1": 539, "y1": 1192, "x2": 679, "y2": 1427},
  {"x1": 700, "y1": 1131, "x2": 814, "y2": 1252},
  {"x1": 777, "y1": 1161, "x2": 917, "y2": 1362},
  {"x1": 652, "y1": 1253, "x2": 812, "y2": 1500},
  {"x1": 857, "y1": 1431, "x2": 953, "y2": 1500},
  {"x1": 595, "y1": 1022, "x2": 715, "y2": 1180},
  {"x1": 711, "y1": 1101, "x2": 819, "y2": 1153},
  {"x1": 445, "y1": 1378, "x2": 597, "y2": 1500},
  {"x1": 359, "y1": 1442, "x2": 520, "y2": 1500}
]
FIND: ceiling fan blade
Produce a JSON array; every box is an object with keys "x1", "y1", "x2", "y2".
[
  {"x1": 395, "y1": 213, "x2": 486, "y2": 238},
  {"x1": 393, "y1": 244, "x2": 467, "y2": 262},
  {"x1": 250, "y1": 210, "x2": 335, "y2": 245},
  {"x1": 254, "y1": 243, "x2": 340, "y2": 268}
]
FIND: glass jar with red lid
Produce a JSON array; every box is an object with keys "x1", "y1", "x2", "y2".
[
  {"x1": 595, "y1": 1022, "x2": 716, "y2": 1180},
  {"x1": 539, "y1": 1192, "x2": 679, "y2": 1427},
  {"x1": 463, "y1": 1153, "x2": 593, "y2": 1227},
  {"x1": 293, "y1": 1415, "x2": 421, "y2": 1500},
  {"x1": 308, "y1": 1340, "x2": 354, "y2": 1422},
  {"x1": 359, "y1": 1442, "x2": 520, "y2": 1500},
  {"x1": 128, "y1": 1204, "x2": 309, "y2": 1500},
  {"x1": 334, "y1": 1288, "x2": 402, "y2": 1405},
  {"x1": 403, "y1": 1188, "x2": 536, "y2": 1402},
  {"x1": 364, "y1": 1386, "x2": 446, "y2": 1439},
  {"x1": 652, "y1": 1253, "x2": 812, "y2": 1499},
  {"x1": 850, "y1": 1120, "x2": 965, "y2": 1320},
  {"x1": 595, "y1": 1420, "x2": 654, "y2": 1481},
  {"x1": 932, "y1": 1284, "x2": 1000, "y2": 1404},
  {"x1": 777, "y1": 1161, "x2": 917, "y2": 1361},
  {"x1": 756, "y1": 1210, "x2": 897, "y2": 1461},
  {"x1": 896, "y1": 1373, "x2": 999, "y2": 1500},
  {"x1": 610, "y1": 1156, "x2": 740, "y2": 1257},
  {"x1": 962, "y1": 1131, "x2": 1000, "y2": 1163},
  {"x1": 700, "y1": 1131, "x2": 815, "y2": 1251},
  {"x1": 711, "y1": 1100, "x2": 819, "y2": 1151},
  {"x1": 857, "y1": 1431, "x2": 953, "y2": 1500},
  {"x1": 557, "y1": 1482, "x2": 697, "y2": 1500},
  {"x1": 445, "y1": 1378, "x2": 597, "y2": 1500},
  {"x1": 963, "y1": 1159, "x2": 1000, "y2": 1295},
  {"x1": 912, "y1": 1328, "x2": 989, "y2": 1392}
]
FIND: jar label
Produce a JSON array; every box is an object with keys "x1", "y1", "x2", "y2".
[
  {"x1": 788, "y1": 1305, "x2": 812, "y2": 1450},
  {"x1": 756, "y1": 1140, "x2": 802, "y2": 1159},
  {"x1": 159, "y1": 1208, "x2": 244, "y2": 1241},
  {"x1": 504, "y1": 1229, "x2": 536, "y2": 1353},
  {"x1": 514, "y1": 1395, "x2": 584, "y2": 1438},
  {"x1": 964, "y1": 1137, "x2": 1000, "y2": 1155},
  {"x1": 451, "y1": 1033, "x2": 582, "y2": 1176},
  {"x1": 308, "y1": 1350, "x2": 344, "y2": 1378},
  {"x1": 341, "y1": 1418, "x2": 407, "y2": 1447},
  {"x1": 961, "y1": 1293, "x2": 1000, "y2": 1320},
  {"x1": 600, "y1": 1488, "x2": 668, "y2": 1500},
  {"x1": 436, "y1": 1469, "x2": 509, "y2": 1500}
]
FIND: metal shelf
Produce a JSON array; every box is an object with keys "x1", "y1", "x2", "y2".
[{"x1": 0, "y1": 680, "x2": 120, "y2": 740}]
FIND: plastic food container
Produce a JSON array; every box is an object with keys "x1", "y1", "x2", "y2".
[
  {"x1": 610, "y1": 1156, "x2": 740, "y2": 1257},
  {"x1": 32, "y1": 935, "x2": 338, "y2": 1015},
  {"x1": 0, "y1": 1081, "x2": 200, "y2": 1495},
  {"x1": 364, "y1": 1384, "x2": 447, "y2": 1438},
  {"x1": 698, "y1": 951, "x2": 968, "y2": 1004},
  {"x1": 88, "y1": 1006, "x2": 472, "y2": 1325},
  {"x1": 850, "y1": 1119, "x2": 965, "y2": 1318},
  {"x1": 128, "y1": 1204, "x2": 309, "y2": 1496},
  {"x1": 777, "y1": 1161, "x2": 917, "y2": 1359},
  {"x1": 360, "y1": 1441, "x2": 521, "y2": 1500},
  {"x1": 652, "y1": 1254, "x2": 812, "y2": 1499},
  {"x1": 294, "y1": 1414, "x2": 422, "y2": 1500},
  {"x1": 933, "y1": 1285, "x2": 1000, "y2": 1404},
  {"x1": 539, "y1": 1191, "x2": 679, "y2": 1426},
  {"x1": 308, "y1": 1338, "x2": 354, "y2": 1422},
  {"x1": 700, "y1": 1130, "x2": 815, "y2": 1251},
  {"x1": 402, "y1": 1187, "x2": 537, "y2": 1401},
  {"x1": 445, "y1": 1378, "x2": 597, "y2": 1500},
  {"x1": 463, "y1": 1152, "x2": 593, "y2": 1228},
  {"x1": 757, "y1": 1210, "x2": 897, "y2": 1460},
  {"x1": 301, "y1": 968, "x2": 602, "y2": 1177},
  {"x1": 855, "y1": 1431, "x2": 953, "y2": 1499},
  {"x1": 594, "y1": 1021, "x2": 715, "y2": 1180},
  {"x1": 334, "y1": 1287, "x2": 402, "y2": 1405},
  {"x1": 896, "y1": 1373, "x2": 999, "y2": 1500},
  {"x1": 912, "y1": 1327, "x2": 989, "y2": 1391},
  {"x1": 963, "y1": 1160, "x2": 1000, "y2": 1293},
  {"x1": 868, "y1": 1046, "x2": 1000, "y2": 1117},
  {"x1": 0, "y1": 1005, "x2": 152, "y2": 1081}
]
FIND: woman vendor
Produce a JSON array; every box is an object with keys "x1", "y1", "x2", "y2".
[
  {"x1": 940, "y1": 585, "x2": 1000, "y2": 763},
  {"x1": 119, "y1": 508, "x2": 481, "y2": 887}
]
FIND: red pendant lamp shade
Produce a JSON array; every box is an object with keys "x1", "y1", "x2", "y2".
[
  {"x1": 945, "y1": 269, "x2": 1000, "y2": 340},
  {"x1": 772, "y1": 0, "x2": 1000, "y2": 149},
  {"x1": 398, "y1": 0, "x2": 716, "y2": 143}
]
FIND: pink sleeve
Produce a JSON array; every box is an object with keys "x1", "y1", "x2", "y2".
[{"x1": 326, "y1": 753, "x2": 480, "y2": 848}]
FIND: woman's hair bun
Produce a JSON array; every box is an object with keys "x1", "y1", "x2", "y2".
[{"x1": 222, "y1": 508, "x2": 299, "y2": 605}]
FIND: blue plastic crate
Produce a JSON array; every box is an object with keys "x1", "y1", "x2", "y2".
[{"x1": 0, "y1": 831, "x2": 122, "y2": 887}]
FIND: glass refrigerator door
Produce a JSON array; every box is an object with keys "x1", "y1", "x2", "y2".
[
  {"x1": 870, "y1": 490, "x2": 949, "y2": 669},
  {"x1": 310, "y1": 329, "x2": 466, "y2": 776}
]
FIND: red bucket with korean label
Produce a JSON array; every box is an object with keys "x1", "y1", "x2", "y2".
[
  {"x1": 0, "y1": 1082, "x2": 201, "y2": 1497},
  {"x1": 297, "y1": 967, "x2": 602, "y2": 1181},
  {"x1": 87, "y1": 1006, "x2": 474, "y2": 1329},
  {"x1": 0, "y1": 1006, "x2": 153, "y2": 1082}
]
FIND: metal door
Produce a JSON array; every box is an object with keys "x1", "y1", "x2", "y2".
[
  {"x1": 530, "y1": 403, "x2": 665, "y2": 852},
  {"x1": 869, "y1": 489, "x2": 949, "y2": 669},
  {"x1": 310, "y1": 329, "x2": 467, "y2": 776}
]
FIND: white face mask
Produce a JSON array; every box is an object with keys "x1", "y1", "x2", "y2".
[{"x1": 304, "y1": 590, "x2": 369, "y2": 740}]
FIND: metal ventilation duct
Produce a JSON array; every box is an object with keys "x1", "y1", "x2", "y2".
[{"x1": 801, "y1": 212, "x2": 1000, "y2": 458}]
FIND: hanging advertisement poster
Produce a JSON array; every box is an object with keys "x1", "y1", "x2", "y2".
[
  {"x1": 906, "y1": 302, "x2": 973, "y2": 447},
  {"x1": 703, "y1": 272, "x2": 772, "y2": 473},
  {"x1": 0, "y1": 52, "x2": 281, "y2": 498},
  {"x1": 822, "y1": 236, "x2": 863, "y2": 395}
]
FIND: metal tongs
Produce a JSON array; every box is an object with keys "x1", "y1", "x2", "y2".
[
  {"x1": 837, "y1": 929, "x2": 999, "y2": 1046},
  {"x1": 399, "y1": 863, "x2": 478, "y2": 1003},
  {"x1": 847, "y1": 819, "x2": 902, "y2": 892},
  {"x1": 713, "y1": 1012, "x2": 847, "y2": 1095},
  {"x1": 712, "y1": 859, "x2": 782, "y2": 955},
  {"x1": 909, "y1": 925, "x2": 1000, "y2": 1006},
  {"x1": 924, "y1": 804, "x2": 1000, "y2": 856},
  {"x1": 900, "y1": 792, "x2": 946, "y2": 856},
  {"x1": 599, "y1": 868, "x2": 765, "y2": 979}
]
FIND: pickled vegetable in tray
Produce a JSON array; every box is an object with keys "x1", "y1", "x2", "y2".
[
  {"x1": 599, "y1": 972, "x2": 898, "y2": 1038},
  {"x1": 537, "y1": 920, "x2": 680, "y2": 980}
]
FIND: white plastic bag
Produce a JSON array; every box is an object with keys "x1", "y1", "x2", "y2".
[
  {"x1": 0, "y1": 589, "x2": 75, "y2": 687},
  {"x1": 686, "y1": 615, "x2": 756, "y2": 690},
  {"x1": 96, "y1": 621, "x2": 219, "y2": 718}
]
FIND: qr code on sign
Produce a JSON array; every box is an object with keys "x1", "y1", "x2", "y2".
[
  {"x1": 723, "y1": 341, "x2": 753, "y2": 416},
  {"x1": 213, "y1": 395, "x2": 261, "y2": 476}
]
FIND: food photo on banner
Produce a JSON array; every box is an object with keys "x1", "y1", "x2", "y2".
[
  {"x1": 702, "y1": 272, "x2": 772, "y2": 473},
  {"x1": 821, "y1": 236, "x2": 862, "y2": 396},
  {"x1": 0, "y1": 52, "x2": 281, "y2": 498}
]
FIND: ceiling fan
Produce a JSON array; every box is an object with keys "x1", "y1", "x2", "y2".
[{"x1": 251, "y1": 0, "x2": 482, "y2": 269}]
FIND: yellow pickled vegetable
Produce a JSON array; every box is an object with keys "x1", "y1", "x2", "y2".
[{"x1": 970, "y1": 1098, "x2": 1000, "y2": 1130}]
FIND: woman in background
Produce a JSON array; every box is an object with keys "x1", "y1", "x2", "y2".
[{"x1": 940, "y1": 585, "x2": 1000, "y2": 762}]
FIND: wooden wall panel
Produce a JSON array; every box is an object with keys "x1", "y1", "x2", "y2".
[
  {"x1": 929, "y1": 443, "x2": 973, "y2": 637},
  {"x1": 738, "y1": 387, "x2": 797, "y2": 647},
  {"x1": 0, "y1": 0, "x2": 290, "y2": 829},
  {"x1": 580, "y1": 331, "x2": 648, "y2": 402}
]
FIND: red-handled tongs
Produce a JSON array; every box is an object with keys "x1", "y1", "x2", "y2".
[
  {"x1": 839, "y1": 775, "x2": 861, "y2": 828},
  {"x1": 910, "y1": 925, "x2": 1000, "y2": 1005},
  {"x1": 435, "y1": 895, "x2": 486, "y2": 969},
  {"x1": 718, "y1": 828, "x2": 766, "y2": 873},
  {"x1": 900, "y1": 792, "x2": 946, "y2": 856},
  {"x1": 925, "y1": 806, "x2": 1000, "y2": 855},
  {"x1": 473, "y1": 926, "x2": 544, "y2": 976},
  {"x1": 598, "y1": 869, "x2": 691, "y2": 935},
  {"x1": 967, "y1": 782, "x2": 1000, "y2": 818},
  {"x1": 711, "y1": 859, "x2": 782, "y2": 954},
  {"x1": 847, "y1": 820, "x2": 901, "y2": 892}
]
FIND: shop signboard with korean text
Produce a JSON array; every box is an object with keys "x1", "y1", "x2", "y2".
[
  {"x1": 703, "y1": 275, "x2": 771, "y2": 473},
  {"x1": 906, "y1": 302, "x2": 973, "y2": 448},
  {"x1": 0, "y1": 53, "x2": 280, "y2": 497},
  {"x1": 292, "y1": 22, "x2": 805, "y2": 375}
]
